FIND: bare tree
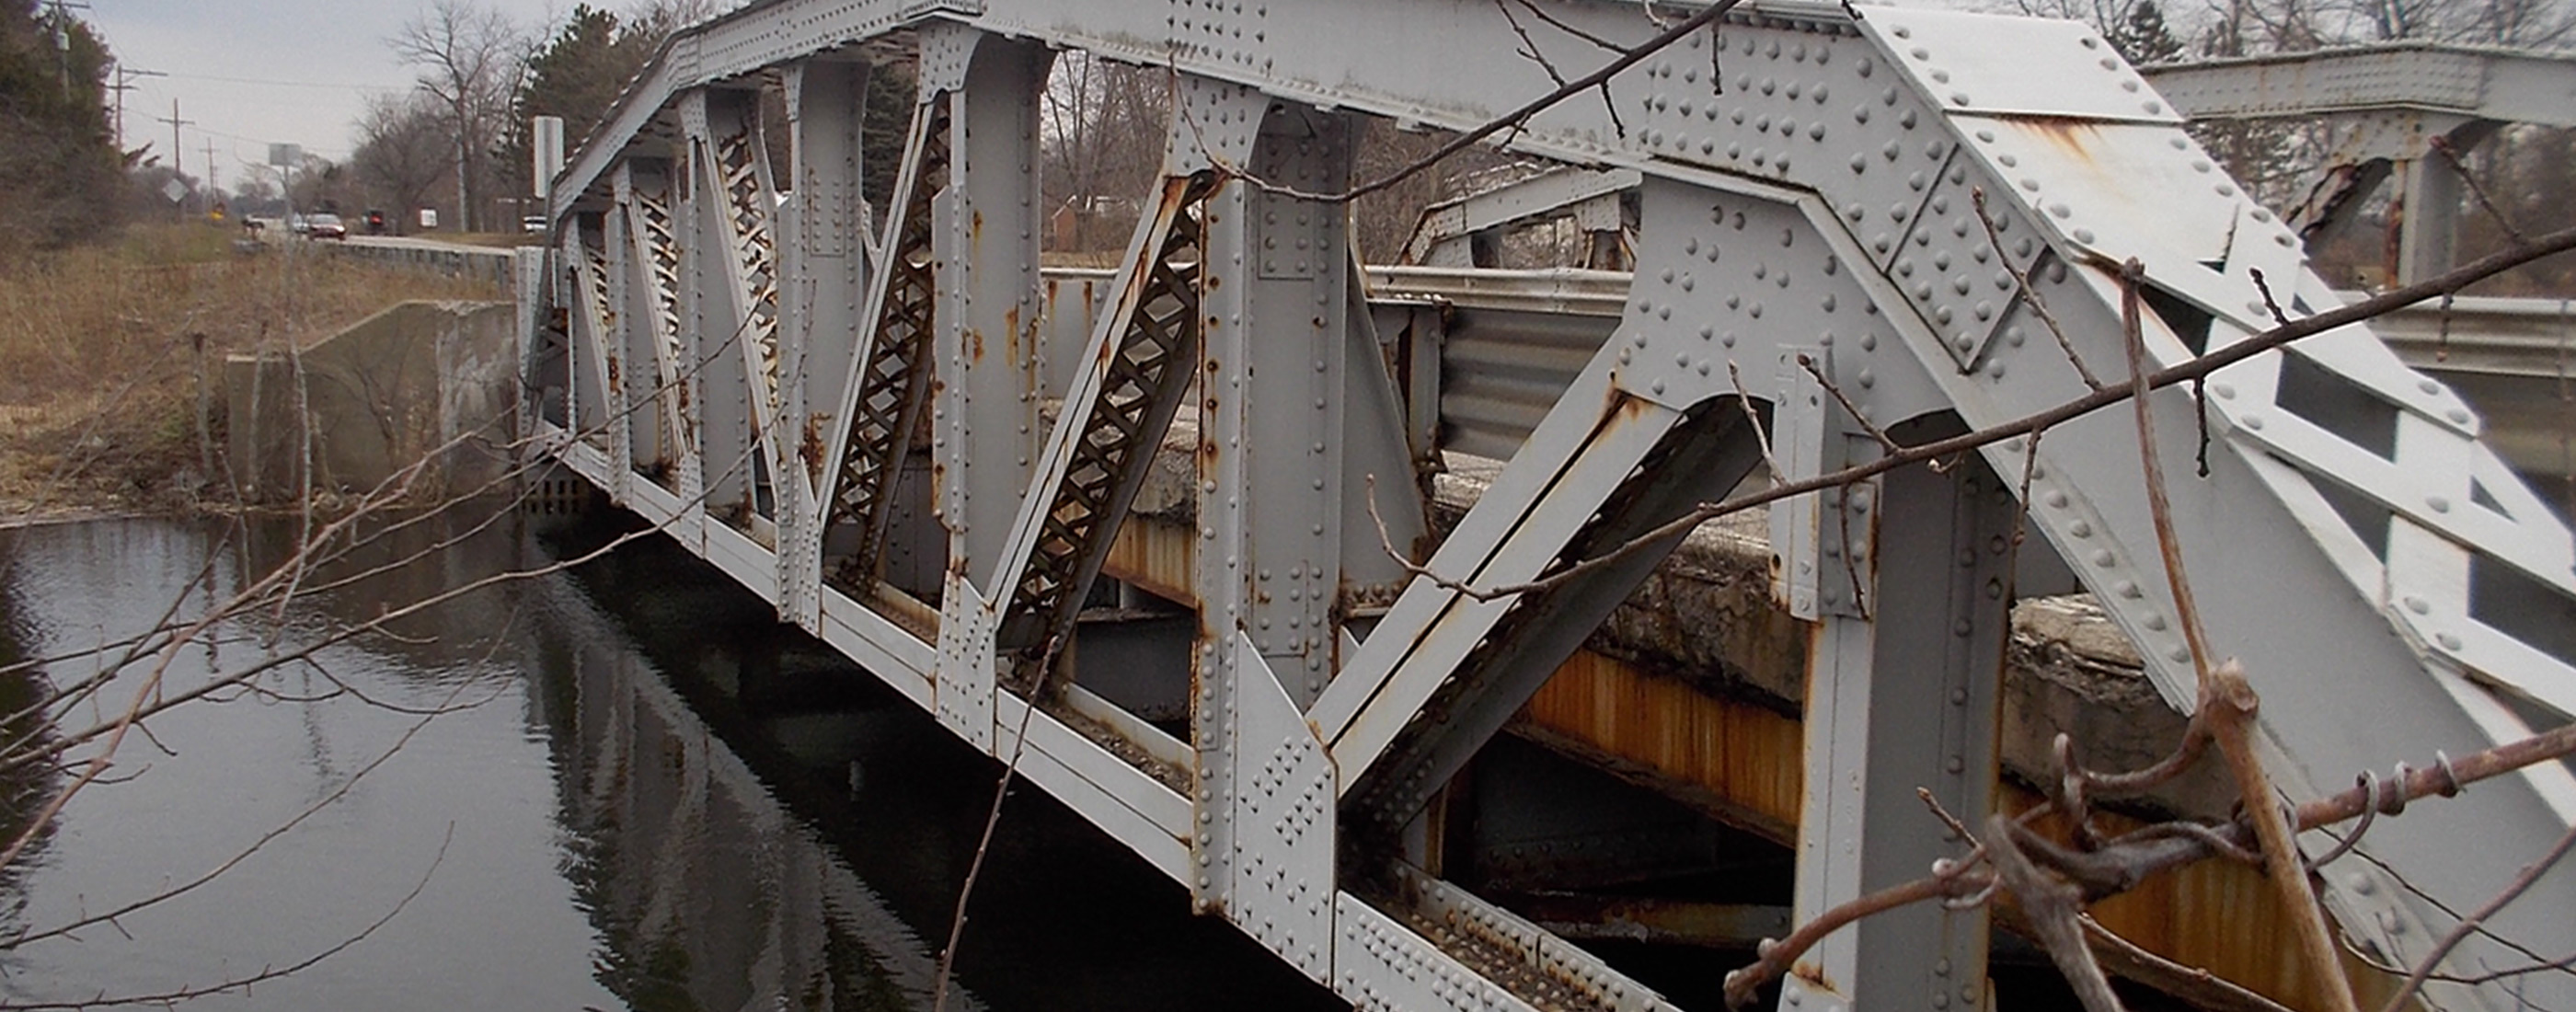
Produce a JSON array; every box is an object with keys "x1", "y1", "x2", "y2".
[
  {"x1": 389, "y1": 0, "x2": 526, "y2": 233},
  {"x1": 1040, "y1": 53, "x2": 1167, "y2": 254},
  {"x1": 352, "y1": 91, "x2": 456, "y2": 235}
]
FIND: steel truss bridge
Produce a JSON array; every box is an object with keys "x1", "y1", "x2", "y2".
[{"x1": 518, "y1": 3, "x2": 2576, "y2": 1010}]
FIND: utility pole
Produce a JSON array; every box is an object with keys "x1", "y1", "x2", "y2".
[
  {"x1": 156, "y1": 98, "x2": 192, "y2": 172},
  {"x1": 203, "y1": 139, "x2": 221, "y2": 195},
  {"x1": 107, "y1": 63, "x2": 164, "y2": 148},
  {"x1": 44, "y1": 0, "x2": 91, "y2": 98},
  {"x1": 155, "y1": 99, "x2": 193, "y2": 213}
]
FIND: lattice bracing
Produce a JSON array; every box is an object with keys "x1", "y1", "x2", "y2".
[
  {"x1": 711, "y1": 126, "x2": 786, "y2": 434},
  {"x1": 623, "y1": 175, "x2": 698, "y2": 493},
  {"x1": 999, "y1": 174, "x2": 1214, "y2": 653},
  {"x1": 825, "y1": 98, "x2": 951, "y2": 592}
]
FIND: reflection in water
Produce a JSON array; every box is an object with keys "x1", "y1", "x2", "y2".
[{"x1": 0, "y1": 512, "x2": 1338, "y2": 1011}]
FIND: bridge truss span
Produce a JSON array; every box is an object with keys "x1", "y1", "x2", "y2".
[{"x1": 525, "y1": 3, "x2": 2576, "y2": 1011}]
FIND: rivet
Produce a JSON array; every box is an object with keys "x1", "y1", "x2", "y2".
[
  {"x1": 2243, "y1": 414, "x2": 2265, "y2": 430},
  {"x1": 2213, "y1": 382, "x2": 2236, "y2": 398},
  {"x1": 2427, "y1": 495, "x2": 2451, "y2": 513},
  {"x1": 2446, "y1": 408, "x2": 2471, "y2": 424},
  {"x1": 2404, "y1": 596, "x2": 2430, "y2": 615},
  {"x1": 2092, "y1": 549, "x2": 2116, "y2": 567}
]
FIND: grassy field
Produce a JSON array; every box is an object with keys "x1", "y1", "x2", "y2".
[{"x1": 0, "y1": 223, "x2": 505, "y2": 518}]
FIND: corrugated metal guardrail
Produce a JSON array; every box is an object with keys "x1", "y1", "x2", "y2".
[{"x1": 528, "y1": 254, "x2": 2559, "y2": 462}]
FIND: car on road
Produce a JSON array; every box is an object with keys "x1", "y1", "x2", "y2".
[{"x1": 305, "y1": 213, "x2": 348, "y2": 240}]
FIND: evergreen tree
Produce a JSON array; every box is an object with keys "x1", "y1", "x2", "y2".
[
  {"x1": 501, "y1": 5, "x2": 914, "y2": 216},
  {"x1": 0, "y1": 0, "x2": 123, "y2": 256},
  {"x1": 2110, "y1": 0, "x2": 2188, "y2": 65}
]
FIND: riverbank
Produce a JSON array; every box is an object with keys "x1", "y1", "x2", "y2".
[{"x1": 0, "y1": 224, "x2": 503, "y2": 519}]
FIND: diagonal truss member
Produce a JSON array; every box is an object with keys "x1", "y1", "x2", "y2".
[{"x1": 826, "y1": 97, "x2": 952, "y2": 592}]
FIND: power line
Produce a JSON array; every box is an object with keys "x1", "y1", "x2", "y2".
[
  {"x1": 157, "y1": 70, "x2": 404, "y2": 93},
  {"x1": 106, "y1": 63, "x2": 163, "y2": 147}
]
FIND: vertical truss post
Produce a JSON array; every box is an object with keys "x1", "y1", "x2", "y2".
[
  {"x1": 615, "y1": 157, "x2": 706, "y2": 512},
  {"x1": 914, "y1": 23, "x2": 1051, "y2": 754},
  {"x1": 778, "y1": 58, "x2": 872, "y2": 627},
  {"x1": 1777, "y1": 425, "x2": 2010, "y2": 1012},
  {"x1": 2393, "y1": 121, "x2": 2499, "y2": 287},
  {"x1": 820, "y1": 86, "x2": 950, "y2": 601},
  {"x1": 1176, "y1": 82, "x2": 1339, "y2": 979},
  {"x1": 926, "y1": 25, "x2": 1051, "y2": 595},
  {"x1": 1201, "y1": 102, "x2": 1356, "y2": 707},
  {"x1": 680, "y1": 87, "x2": 764, "y2": 527},
  {"x1": 600, "y1": 205, "x2": 647, "y2": 502}
]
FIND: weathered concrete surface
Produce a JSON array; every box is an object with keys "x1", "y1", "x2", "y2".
[{"x1": 225, "y1": 301, "x2": 519, "y2": 503}]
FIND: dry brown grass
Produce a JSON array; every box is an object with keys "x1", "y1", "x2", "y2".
[{"x1": 0, "y1": 224, "x2": 504, "y2": 517}]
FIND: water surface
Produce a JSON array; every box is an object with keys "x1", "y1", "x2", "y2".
[{"x1": 0, "y1": 512, "x2": 1337, "y2": 1011}]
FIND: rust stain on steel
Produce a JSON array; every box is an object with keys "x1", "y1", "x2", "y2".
[
  {"x1": 800, "y1": 411, "x2": 829, "y2": 477},
  {"x1": 1004, "y1": 306, "x2": 1022, "y2": 362},
  {"x1": 1099, "y1": 516, "x2": 1196, "y2": 605},
  {"x1": 1519, "y1": 650, "x2": 1803, "y2": 840},
  {"x1": 1518, "y1": 650, "x2": 2380, "y2": 1011},
  {"x1": 2007, "y1": 116, "x2": 2109, "y2": 169},
  {"x1": 969, "y1": 327, "x2": 985, "y2": 364}
]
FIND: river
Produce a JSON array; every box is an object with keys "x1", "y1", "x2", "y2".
[{"x1": 0, "y1": 512, "x2": 1341, "y2": 1011}]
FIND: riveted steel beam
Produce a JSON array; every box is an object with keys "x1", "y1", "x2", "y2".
[
  {"x1": 2142, "y1": 42, "x2": 2576, "y2": 130},
  {"x1": 928, "y1": 24, "x2": 1052, "y2": 597},
  {"x1": 1782, "y1": 427, "x2": 2014, "y2": 1012},
  {"x1": 774, "y1": 58, "x2": 874, "y2": 627}
]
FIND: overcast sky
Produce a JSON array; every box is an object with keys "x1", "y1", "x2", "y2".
[{"x1": 85, "y1": 0, "x2": 572, "y2": 183}]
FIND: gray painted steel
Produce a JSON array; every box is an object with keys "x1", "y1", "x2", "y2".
[{"x1": 517, "y1": 4, "x2": 2576, "y2": 1011}]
